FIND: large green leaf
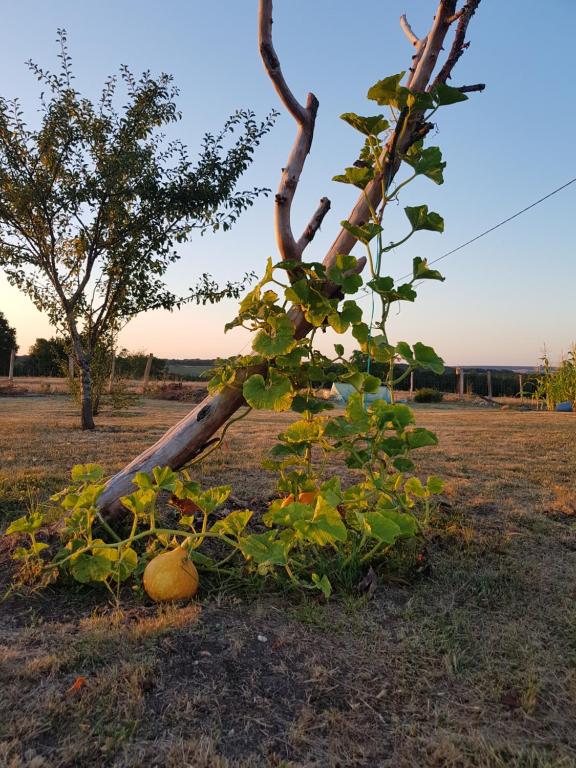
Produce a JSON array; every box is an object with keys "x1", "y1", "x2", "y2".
[
  {"x1": 404, "y1": 205, "x2": 444, "y2": 233},
  {"x1": 365, "y1": 511, "x2": 402, "y2": 544},
  {"x1": 238, "y1": 531, "x2": 290, "y2": 566},
  {"x1": 71, "y1": 464, "x2": 104, "y2": 483},
  {"x1": 70, "y1": 551, "x2": 114, "y2": 583},
  {"x1": 433, "y1": 83, "x2": 469, "y2": 105},
  {"x1": 293, "y1": 498, "x2": 347, "y2": 546},
  {"x1": 152, "y1": 466, "x2": 178, "y2": 491},
  {"x1": 413, "y1": 257, "x2": 444, "y2": 281},
  {"x1": 340, "y1": 112, "x2": 389, "y2": 136},
  {"x1": 211, "y1": 510, "x2": 252, "y2": 537},
  {"x1": 264, "y1": 501, "x2": 310, "y2": 528},
  {"x1": 253, "y1": 313, "x2": 296, "y2": 358},
  {"x1": 193, "y1": 486, "x2": 231, "y2": 514},
  {"x1": 243, "y1": 370, "x2": 294, "y2": 412},
  {"x1": 413, "y1": 342, "x2": 444, "y2": 374},
  {"x1": 367, "y1": 73, "x2": 408, "y2": 109},
  {"x1": 405, "y1": 428, "x2": 438, "y2": 449},
  {"x1": 340, "y1": 220, "x2": 383, "y2": 244},
  {"x1": 280, "y1": 419, "x2": 323, "y2": 444},
  {"x1": 291, "y1": 394, "x2": 334, "y2": 414},
  {"x1": 6, "y1": 512, "x2": 44, "y2": 535},
  {"x1": 333, "y1": 166, "x2": 374, "y2": 189},
  {"x1": 404, "y1": 144, "x2": 446, "y2": 185}
]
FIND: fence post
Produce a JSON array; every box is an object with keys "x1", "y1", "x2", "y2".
[
  {"x1": 8, "y1": 348, "x2": 15, "y2": 383},
  {"x1": 456, "y1": 367, "x2": 465, "y2": 397},
  {"x1": 519, "y1": 373, "x2": 524, "y2": 404},
  {"x1": 409, "y1": 370, "x2": 414, "y2": 395},
  {"x1": 487, "y1": 369, "x2": 492, "y2": 400},
  {"x1": 68, "y1": 354, "x2": 74, "y2": 379},
  {"x1": 142, "y1": 353, "x2": 153, "y2": 393}
]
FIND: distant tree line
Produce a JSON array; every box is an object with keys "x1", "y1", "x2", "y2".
[{"x1": 14, "y1": 337, "x2": 167, "y2": 380}]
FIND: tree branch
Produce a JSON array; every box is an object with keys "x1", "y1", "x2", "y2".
[
  {"x1": 258, "y1": 0, "x2": 318, "y2": 263},
  {"x1": 432, "y1": 0, "x2": 482, "y2": 88},
  {"x1": 297, "y1": 196, "x2": 331, "y2": 252},
  {"x1": 400, "y1": 14, "x2": 420, "y2": 46}
]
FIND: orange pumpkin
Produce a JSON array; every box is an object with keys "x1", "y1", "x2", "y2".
[{"x1": 143, "y1": 546, "x2": 199, "y2": 602}]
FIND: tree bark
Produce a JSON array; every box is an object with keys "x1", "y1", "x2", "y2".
[{"x1": 78, "y1": 358, "x2": 95, "y2": 430}]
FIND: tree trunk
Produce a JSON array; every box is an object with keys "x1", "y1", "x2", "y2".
[{"x1": 78, "y1": 357, "x2": 95, "y2": 430}]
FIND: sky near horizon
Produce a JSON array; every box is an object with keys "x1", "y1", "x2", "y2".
[{"x1": 0, "y1": 0, "x2": 574, "y2": 367}]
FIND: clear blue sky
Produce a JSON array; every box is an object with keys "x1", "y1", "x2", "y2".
[{"x1": 0, "y1": 0, "x2": 574, "y2": 366}]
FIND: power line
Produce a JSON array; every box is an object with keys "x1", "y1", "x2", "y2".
[{"x1": 359, "y1": 174, "x2": 576, "y2": 294}]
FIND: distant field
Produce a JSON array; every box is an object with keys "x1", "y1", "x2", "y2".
[{"x1": 166, "y1": 362, "x2": 211, "y2": 378}]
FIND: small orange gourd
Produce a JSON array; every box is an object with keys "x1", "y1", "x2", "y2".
[
  {"x1": 280, "y1": 491, "x2": 317, "y2": 508},
  {"x1": 143, "y1": 546, "x2": 199, "y2": 602}
]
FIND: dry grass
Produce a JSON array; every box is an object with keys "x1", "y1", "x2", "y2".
[{"x1": 1, "y1": 396, "x2": 576, "y2": 767}]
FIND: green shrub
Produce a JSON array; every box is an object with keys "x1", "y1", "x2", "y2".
[{"x1": 414, "y1": 388, "x2": 443, "y2": 403}]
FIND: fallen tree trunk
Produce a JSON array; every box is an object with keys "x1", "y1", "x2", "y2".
[{"x1": 99, "y1": 0, "x2": 483, "y2": 516}]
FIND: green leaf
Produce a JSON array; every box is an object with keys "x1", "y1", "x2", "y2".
[
  {"x1": 70, "y1": 551, "x2": 114, "y2": 583},
  {"x1": 404, "y1": 477, "x2": 428, "y2": 498},
  {"x1": 264, "y1": 501, "x2": 310, "y2": 528},
  {"x1": 433, "y1": 83, "x2": 469, "y2": 106},
  {"x1": 427, "y1": 476, "x2": 444, "y2": 494},
  {"x1": 340, "y1": 220, "x2": 383, "y2": 244},
  {"x1": 367, "y1": 276, "x2": 394, "y2": 295},
  {"x1": 404, "y1": 205, "x2": 444, "y2": 233},
  {"x1": 340, "y1": 112, "x2": 389, "y2": 136},
  {"x1": 404, "y1": 144, "x2": 446, "y2": 184},
  {"x1": 280, "y1": 419, "x2": 323, "y2": 444},
  {"x1": 345, "y1": 393, "x2": 371, "y2": 430},
  {"x1": 6, "y1": 513, "x2": 43, "y2": 535},
  {"x1": 311, "y1": 573, "x2": 332, "y2": 599},
  {"x1": 238, "y1": 531, "x2": 290, "y2": 566},
  {"x1": 243, "y1": 370, "x2": 294, "y2": 412},
  {"x1": 406, "y1": 91, "x2": 435, "y2": 111},
  {"x1": 152, "y1": 466, "x2": 178, "y2": 491},
  {"x1": 291, "y1": 394, "x2": 334, "y2": 414},
  {"x1": 365, "y1": 511, "x2": 402, "y2": 544},
  {"x1": 413, "y1": 342, "x2": 444, "y2": 374},
  {"x1": 393, "y1": 457, "x2": 415, "y2": 472},
  {"x1": 120, "y1": 488, "x2": 157, "y2": 518},
  {"x1": 405, "y1": 428, "x2": 438, "y2": 449},
  {"x1": 334, "y1": 343, "x2": 345, "y2": 357},
  {"x1": 367, "y1": 73, "x2": 408, "y2": 108},
  {"x1": 340, "y1": 301, "x2": 363, "y2": 325},
  {"x1": 211, "y1": 510, "x2": 252, "y2": 537},
  {"x1": 133, "y1": 471, "x2": 154, "y2": 490},
  {"x1": 376, "y1": 508, "x2": 418, "y2": 538},
  {"x1": 341, "y1": 371, "x2": 381, "y2": 394},
  {"x1": 293, "y1": 498, "x2": 347, "y2": 545},
  {"x1": 333, "y1": 166, "x2": 374, "y2": 189},
  {"x1": 194, "y1": 486, "x2": 231, "y2": 514},
  {"x1": 253, "y1": 313, "x2": 296, "y2": 358},
  {"x1": 352, "y1": 322, "x2": 370, "y2": 345},
  {"x1": 71, "y1": 464, "x2": 104, "y2": 483},
  {"x1": 413, "y1": 257, "x2": 444, "y2": 281}
]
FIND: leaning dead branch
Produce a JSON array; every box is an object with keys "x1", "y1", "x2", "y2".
[{"x1": 98, "y1": 0, "x2": 484, "y2": 516}]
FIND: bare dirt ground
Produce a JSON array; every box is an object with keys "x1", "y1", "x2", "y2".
[{"x1": 1, "y1": 397, "x2": 575, "y2": 767}]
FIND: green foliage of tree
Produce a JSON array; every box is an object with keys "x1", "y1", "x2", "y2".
[
  {"x1": 0, "y1": 30, "x2": 274, "y2": 428},
  {"x1": 27, "y1": 337, "x2": 67, "y2": 376},
  {"x1": 0, "y1": 311, "x2": 17, "y2": 375}
]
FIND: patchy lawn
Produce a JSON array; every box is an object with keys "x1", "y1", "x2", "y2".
[{"x1": 1, "y1": 396, "x2": 575, "y2": 767}]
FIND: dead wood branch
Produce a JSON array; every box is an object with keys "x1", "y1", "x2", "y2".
[{"x1": 258, "y1": 0, "x2": 319, "y2": 262}]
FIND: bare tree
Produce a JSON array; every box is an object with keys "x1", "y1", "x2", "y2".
[{"x1": 98, "y1": 0, "x2": 483, "y2": 515}]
